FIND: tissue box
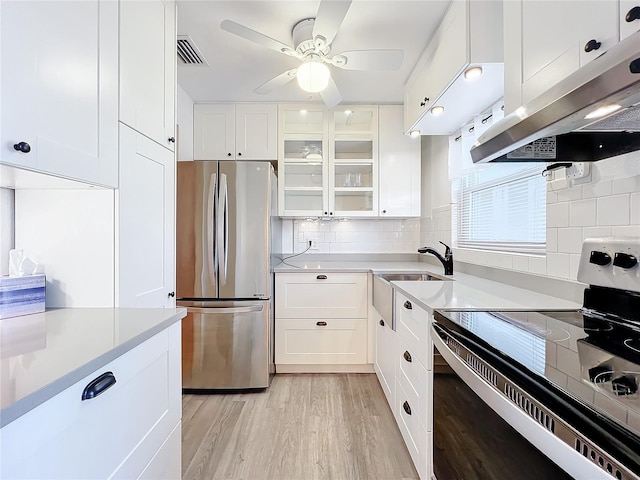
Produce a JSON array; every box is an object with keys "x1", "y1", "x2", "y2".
[{"x1": 0, "y1": 274, "x2": 46, "y2": 319}]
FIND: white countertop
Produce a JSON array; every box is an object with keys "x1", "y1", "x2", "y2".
[
  {"x1": 275, "y1": 259, "x2": 581, "y2": 311},
  {"x1": 0, "y1": 307, "x2": 186, "y2": 427}
]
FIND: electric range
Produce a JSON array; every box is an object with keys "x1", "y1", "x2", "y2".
[{"x1": 432, "y1": 238, "x2": 640, "y2": 480}]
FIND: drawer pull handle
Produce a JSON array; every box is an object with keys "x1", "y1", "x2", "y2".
[
  {"x1": 403, "y1": 350, "x2": 412, "y2": 362},
  {"x1": 626, "y1": 6, "x2": 640, "y2": 22},
  {"x1": 316, "y1": 321, "x2": 327, "y2": 326},
  {"x1": 379, "y1": 319, "x2": 385, "y2": 326},
  {"x1": 403, "y1": 401, "x2": 412, "y2": 415},
  {"x1": 316, "y1": 275, "x2": 327, "y2": 280},
  {"x1": 403, "y1": 300, "x2": 412, "y2": 310},
  {"x1": 82, "y1": 372, "x2": 116, "y2": 401}
]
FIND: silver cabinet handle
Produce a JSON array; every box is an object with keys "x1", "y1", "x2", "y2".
[{"x1": 183, "y1": 305, "x2": 263, "y2": 314}]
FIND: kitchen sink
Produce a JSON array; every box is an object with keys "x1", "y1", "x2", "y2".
[
  {"x1": 376, "y1": 273, "x2": 445, "y2": 282},
  {"x1": 372, "y1": 272, "x2": 450, "y2": 330}
]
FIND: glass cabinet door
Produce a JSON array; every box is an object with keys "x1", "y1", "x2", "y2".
[
  {"x1": 278, "y1": 106, "x2": 329, "y2": 216},
  {"x1": 330, "y1": 107, "x2": 378, "y2": 216}
]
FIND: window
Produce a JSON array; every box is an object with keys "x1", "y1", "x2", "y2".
[{"x1": 452, "y1": 164, "x2": 546, "y2": 254}]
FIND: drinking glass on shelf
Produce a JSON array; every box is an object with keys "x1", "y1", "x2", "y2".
[
  {"x1": 343, "y1": 173, "x2": 352, "y2": 187},
  {"x1": 353, "y1": 173, "x2": 362, "y2": 187}
]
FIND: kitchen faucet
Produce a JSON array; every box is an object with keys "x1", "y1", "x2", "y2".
[{"x1": 418, "y1": 242, "x2": 453, "y2": 275}]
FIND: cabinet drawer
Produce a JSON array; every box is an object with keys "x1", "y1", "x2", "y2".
[
  {"x1": 395, "y1": 292, "x2": 432, "y2": 369},
  {"x1": 397, "y1": 338, "x2": 432, "y2": 431},
  {"x1": 1, "y1": 325, "x2": 180, "y2": 479},
  {"x1": 276, "y1": 272, "x2": 367, "y2": 318},
  {"x1": 275, "y1": 318, "x2": 367, "y2": 364},
  {"x1": 395, "y1": 378, "x2": 425, "y2": 474}
]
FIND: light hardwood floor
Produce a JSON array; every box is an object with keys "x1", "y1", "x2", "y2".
[{"x1": 182, "y1": 374, "x2": 419, "y2": 480}]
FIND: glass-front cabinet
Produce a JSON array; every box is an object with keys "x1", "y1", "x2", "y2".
[{"x1": 278, "y1": 105, "x2": 378, "y2": 217}]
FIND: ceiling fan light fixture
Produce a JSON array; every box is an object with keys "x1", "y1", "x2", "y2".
[{"x1": 297, "y1": 59, "x2": 330, "y2": 93}]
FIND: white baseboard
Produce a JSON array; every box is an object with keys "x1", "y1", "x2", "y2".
[{"x1": 276, "y1": 364, "x2": 375, "y2": 374}]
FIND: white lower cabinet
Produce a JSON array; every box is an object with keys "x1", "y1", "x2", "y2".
[
  {"x1": 275, "y1": 272, "x2": 369, "y2": 371},
  {"x1": 0, "y1": 322, "x2": 181, "y2": 479},
  {"x1": 374, "y1": 290, "x2": 432, "y2": 480}
]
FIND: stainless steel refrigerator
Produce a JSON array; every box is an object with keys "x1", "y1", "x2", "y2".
[{"x1": 176, "y1": 161, "x2": 281, "y2": 390}]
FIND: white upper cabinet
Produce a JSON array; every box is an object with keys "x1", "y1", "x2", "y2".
[
  {"x1": 118, "y1": 124, "x2": 176, "y2": 308},
  {"x1": 193, "y1": 103, "x2": 278, "y2": 160},
  {"x1": 404, "y1": 0, "x2": 503, "y2": 135},
  {"x1": 120, "y1": 0, "x2": 176, "y2": 151},
  {"x1": 621, "y1": 1, "x2": 640, "y2": 39},
  {"x1": 378, "y1": 106, "x2": 421, "y2": 218},
  {"x1": 505, "y1": 1, "x2": 630, "y2": 114},
  {"x1": 0, "y1": 0, "x2": 118, "y2": 187}
]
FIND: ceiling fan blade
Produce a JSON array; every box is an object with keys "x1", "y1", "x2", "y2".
[
  {"x1": 221, "y1": 19, "x2": 298, "y2": 57},
  {"x1": 254, "y1": 69, "x2": 297, "y2": 95},
  {"x1": 312, "y1": 0, "x2": 352, "y2": 46},
  {"x1": 331, "y1": 50, "x2": 404, "y2": 71},
  {"x1": 321, "y1": 76, "x2": 342, "y2": 109}
]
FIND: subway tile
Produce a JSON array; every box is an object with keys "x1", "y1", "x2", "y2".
[
  {"x1": 582, "y1": 180, "x2": 612, "y2": 199},
  {"x1": 613, "y1": 174, "x2": 640, "y2": 194},
  {"x1": 597, "y1": 194, "x2": 629, "y2": 226},
  {"x1": 546, "y1": 252, "x2": 571, "y2": 279},
  {"x1": 324, "y1": 232, "x2": 336, "y2": 243},
  {"x1": 613, "y1": 225, "x2": 640, "y2": 237},
  {"x1": 547, "y1": 228, "x2": 558, "y2": 252},
  {"x1": 528, "y1": 256, "x2": 547, "y2": 275},
  {"x1": 556, "y1": 346, "x2": 581, "y2": 380},
  {"x1": 557, "y1": 228, "x2": 582, "y2": 254},
  {"x1": 631, "y1": 193, "x2": 640, "y2": 225},
  {"x1": 569, "y1": 198, "x2": 596, "y2": 227},
  {"x1": 566, "y1": 377, "x2": 594, "y2": 404},
  {"x1": 569, "y1": 254, "x2": 581, "y2": 281},
  {"x1": 547, "y1": 202, "x2": 570, "y2": 227},
  {"x1": 512, "y1": 255, "x2": 529, "y2": 272},
  {"x1": 485, "y1": 252, "x2": 513, "y2": 269},
  {"x1": 546, "y1": 190, "x2": 558, "y2": 204},
  {"x1": 582, "y1": 226, "x2": 612, "y2": 241},
  {"x1": 544, "y1": 366, "x2": 567, "y2": 388},
  {"x1": 545, "y1": 342, "x2": 557, "y2": 368},
  {"x1": 556, "y1": 186, "x2": 582, "y2": 202}
]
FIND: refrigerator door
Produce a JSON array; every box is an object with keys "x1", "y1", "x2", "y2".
[
  {"x1": 218, "y1": 161, "x2": 271, "y2": 299},
  {"x1": 180, "y1": 300, "x2": 272, "y2": 389},
  {"x1": 176, "y1": 161, "x2": 218, "y2": 299}
]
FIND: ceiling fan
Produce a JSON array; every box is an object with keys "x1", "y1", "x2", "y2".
[{"x1": 220, "y1": 0, "x2": 404, "y2": 108}]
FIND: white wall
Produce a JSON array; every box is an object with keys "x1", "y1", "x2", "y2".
[
  {"x1": 0, "y1": 187, "x2": 15, "y2": 275},
  {"x1": 177, "y1": 85, "x2": 194, "y2": 161},
  {"x1": 420, "y1": 137, "x2": 640, "y2": 283}
]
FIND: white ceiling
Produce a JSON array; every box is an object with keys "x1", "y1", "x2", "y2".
[{"x1": 177, "y1": 0, "x2": 452, "y2": 105}]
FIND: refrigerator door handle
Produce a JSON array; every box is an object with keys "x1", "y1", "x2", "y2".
[
  {"x1": 218, "y1": 173, "x2": 229, "y2": 285},
  {"x1": 184, "y1": 305, "x2": 264, "y2": 314},
  {"x1": 207, "y1": 173, "x2": 217, "y2": 286}
]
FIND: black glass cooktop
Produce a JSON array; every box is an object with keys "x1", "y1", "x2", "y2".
[{"x1": 434, "y1": 309, "x2": 640, "y2": 438}]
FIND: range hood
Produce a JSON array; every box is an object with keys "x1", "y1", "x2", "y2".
[{"x1": 471, "y1": 30, "x2": 640, "y2": 163}]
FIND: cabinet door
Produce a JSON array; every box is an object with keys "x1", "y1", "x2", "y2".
[
  {"x1": 118, "y1": 124, "x2": 175, "y2": 308},
  {"x1": 620, "y1": 0, "x2": 640, "y2": 40},
  {"x1": 193, "y1": 104, "x2": 236, "y2": 159},
  {"x1": 0, "y1": 0, "x2": 118, "y2": 186},
  {"x1": 521, "y1": 1, "x2": 580, "y2": 104},
  {"x1": 378, "y1": 106, "x2": 421, "y2": 217},
  {"x1": 579, "y1": 2, "x2": 619, "y2": 66},
  {"x1": 120, "y1": 0, "x2": 176, "y2": 151},
  {"x1": 374, "y1": 312, "x2": 397, "y2": 408},
  {"x1": 235, "y1": 104, "x2": 278, "y2": 160}
]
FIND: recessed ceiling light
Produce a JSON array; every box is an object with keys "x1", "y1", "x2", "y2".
[
  {"x1": 431, "y1": 105, "x2": 445, "y2": 116},
  {"x1": 300, "y1": 109, "x2": 307, "y2": 114},
  {"x1": 464, "y1": 66, "x2": 483, "y2": 80},
  {"x1": 409, "y1": 130, "x2": 421, "y2": 138},
  {"x1": 585, "y1": 104, "x2": 621, "y2": 120},
  {"x1": 344, "y1": 110, "x2": 352, "y2": 115}
]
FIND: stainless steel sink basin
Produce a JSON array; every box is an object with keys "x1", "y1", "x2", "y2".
[{"x1": 377, "y1": 273, "x2": 444, "y2": 282}]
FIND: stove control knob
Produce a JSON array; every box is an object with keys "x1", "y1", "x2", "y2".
[
  {"x1": 590, "y1": 251, "x2": 611, "y2": 266},
  {"x1": 611, "y1": 375, "x2": 637, "y2": 396},
  {"x1": 613, "y1": 252, "x2": 638, "y2": 269},
  {"x1": 588, "y1": 365, "x2": 613, "y2": 383}
]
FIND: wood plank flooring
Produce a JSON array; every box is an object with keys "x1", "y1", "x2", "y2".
[{"x1": 182, "y1": 374, "x2": 419, "y2": 480}]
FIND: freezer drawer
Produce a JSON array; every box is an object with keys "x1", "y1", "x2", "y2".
[{"x1": 179, "y1": 300, "x2": 272, "y2": 389}]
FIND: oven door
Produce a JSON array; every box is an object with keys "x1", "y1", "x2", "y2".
[{"x1": 431, "y1": 321, "x2": 611, "y2": 480}]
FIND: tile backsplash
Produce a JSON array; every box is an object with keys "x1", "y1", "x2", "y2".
[{"x1": 289, "y1": 218, "x2": 421, "y2": 254}]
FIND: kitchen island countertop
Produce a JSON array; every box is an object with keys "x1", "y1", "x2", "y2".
[{"x1": 0, "y1": 307, "x2": 186, "y2": 428}]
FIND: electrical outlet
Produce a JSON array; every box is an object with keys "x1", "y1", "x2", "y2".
[
  {"x1": 310, "y1": 240, "x2": 319, "y2": 250},
  {"x1": 566, "y1": 162, "x2": 591, "y2": 182}
]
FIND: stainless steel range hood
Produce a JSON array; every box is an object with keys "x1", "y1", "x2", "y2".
[{"x1": 471, "y1": 30, "x2": 640, "y2": 163}]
